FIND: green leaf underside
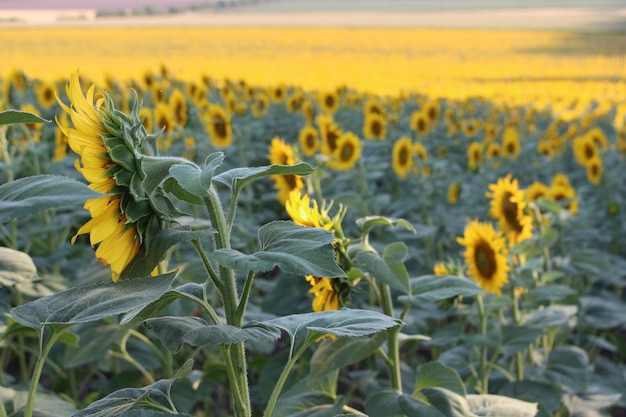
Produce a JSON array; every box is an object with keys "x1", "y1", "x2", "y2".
[
  {"x1": 310, "y1": 333, "x2": 388, "y2": 378},
  {"x1": 413, "y1": 361, "x2": 467, "y2": 398},
  {"x1": 467, "y1": 394, "x2": 538, "y2": 417},
  {"x1": 399, "y1": 275, "x2": 483, "y2": 305},
  {"x1": 214, "y1": 221, "x2": 345, "y2": 278},
  {"x1": 10, "y1": 273, "x2": 177, "y2": 333},
  {"x1": 72, "y1": 360, "x2": 193, "y2": 417},
  {"x1": 213, "y1": 163, "x2": 314, "y2": 194},
  {"x1": 356, "y1": 246, "x2": 410, "y2": 294},
  {"x1": 144, "y1": 316, "x2": 280, "y2": 352},
  {"x1": 356, "y1": 215, "x2": 416, "y2": 236},
  {"x1": 0, "y1": 175, "x2": 102, "y2": 223},
  {"x1": 0, "y1": 109, "x2": 51, "y2": 125}
]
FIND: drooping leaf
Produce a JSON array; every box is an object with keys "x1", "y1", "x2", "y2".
[
  {"x1": 0, "y1": 109, "x2": 50, "y2": 125},
  {"x1": 144, "y1": 316, "x2": 280, "y2": 352},
  {"x1": 263, "y1": 308, "x2": 400, "y2": 358},
  {"x1": 355, "y1": 215, "x2": 416, "y2": 237},
  {"x1": 355, "y1": 243, "x2": 410, "y2": 294},
  {"x1": 467, "y1": 394, "x2": 538, "y2": 417},
  {"x1": 310, "y1": 332, "x2": 388, "y2": 378},
  {"x1": 72, "y1": 360, "x2": 193, "y2": 417},
  {"x1": 214, "y1": 221, "x2": 345, "y2": 278},
  {"x1": 544, "y1": 345, "x2": 589, "y2": 392},
  {"x1": 413, "y1": 361, "x2": 466, "y2": 398},
  {"x1": 580, "y1": 295, "x2": 626, "y2": 329},
  {"x1": 399, "y1": 275, "x2": 482, "y2": 306},
  {"x1": 213, "y1": 163, "x2": 314, "y2": 195},
  {"x1": 10, "y1": 273, "x2": 177, "y2": 341},
  {"x1": 0, "y1": 247, "x2": 38, "y2": 286},
  {"x1": 0, "y1": 175, "x2": 101, "y2": 223}
]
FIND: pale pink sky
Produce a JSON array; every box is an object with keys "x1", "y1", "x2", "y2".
[{"x1": 0, "y1": 0, "x2": 202, "y2": 11}]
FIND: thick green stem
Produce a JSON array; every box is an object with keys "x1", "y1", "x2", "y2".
[
  {"x1": 379, "y1": 283, "x2": 402, "y2": 392},
  {"x1": 24, "y1": 330, "x2": 63, "y2": 417},
  {"x1": 204, "y1": 187, "x2": 250, "y2": 417},
  {"x1": 235, "y1": 270, "x2": 255, "y2": 325},
  {"x1": 511, "y1": 289, "x2": 525, "y2": 381}
]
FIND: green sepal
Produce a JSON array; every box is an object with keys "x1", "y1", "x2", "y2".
[
  {"x1": 108, "y1": 144, "x2": 137, "y2": 172},
  {"x1": 163, "y1": 177, "x2": 204, "y2": 205}
]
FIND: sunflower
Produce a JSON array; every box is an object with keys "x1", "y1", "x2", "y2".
[
  {"x1": 551, "y1": 173, "x2": 572, "y2": 189},
  {"x1": 502, "y1": 126, "x2": 521, "y2": 158},
  {"x1": 586, "y1": 156, "x2": 603, "y2": 185},
  {"x1": 154, "y1": 103, "x2": 175, "y2": 134},
  {"x1": 317, "y1": 114, "x2": 343, "y2": 156},
  {"x1": 52, "y1": 112, "x2": 70, "y2": 161},
  {"x1": 486, "y1": 174, "x2": 533, "y2": 245},
  {"x1": 536, "y1": 140, "x2": 553, "y2": 157},
  {"x1": 362, "y1": 113, "x2": 386, "y2": 140},
  {"x1": 364, "y1": 97, "x2": 384, "y2": 116},
  {"x1": 286, "y1": 91, "x2": 304, "y2": 112},
  {"x1": 433, "y1": 262, "x2": 451, "y2": 276},
  {"x1": 548, "y1": 183, "x2": 578, "y2": 215},
  {"x1": 424, "y1": 99, "x2": 440, "y2": 125},
  {"x1": 138, "y1": 107, "x2": 154, "y2": 133},
  {"x1": 412, "y1": 141, "x2": 427, "y2": 162},
  {"x1": 58, "y1": 72, "x2": 161, "y2": 281},
  {"x1": 252, "y1": 92, "x2": 270, "y2": 118},
  {"x1": 525, "y1": 181, "x2": 548, "y2": 202},
  {"x1": 457, "y1": 220, "x2": 509, "y2": 295},
  {"x1": 151, "y1": 82, "x2": 167, "y2": 104},
  {"x1": 301, "y1": 99, "x2": 315, "y2": 123},
  {"x1": 205, "y1": 105, "x2": 232, "y2": 148},
  {"x1": 573, "y1": 134, "x2": 599, "y2": 167},
  {"x1": 269, "y1": 138, "x2": 304, "y2": 203},
  {"x1": 328, "y1": 132, "x2": 362, "y2": 171},
  {"x1": 319, "y1": 90, "x2": 339, "y2": 114},
  {"x1": 286, "y1": 191, "x2": 341, "y2": 312},
  {"x1": 392, "y1": 136, "x2": 413, "y2": 180},
  {"x1": 586, "y1": 126, "x2": 608, "y2": 151},
  {"x1": 467, "y1": 141, "x2": 483, "y2": 171},
  {"x1": 298, "y1": 125, "x2": 319, "y2": 157},
  {"x1": 35, "y1": 81, "x2": 57, "y2": 108},
  {"x1": 461, "y1": 119, "x2": 480, "y2": 137},
  {"x1": 410, "y1": 111, "x2": 430, "y2": 136},
  {"x1": 448, "y1": 182, "x2": 460, "y2": 205},
  {"x1": 269, "y1": 84, "x2": 287, "y2": 103},
  {"x1": 168, "y1": 88, "x2": 188, "y2": 128}
]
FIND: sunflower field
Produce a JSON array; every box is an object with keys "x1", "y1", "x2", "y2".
[{"x1": 0, "y1": 25, "x2": 625, "y2": 417}]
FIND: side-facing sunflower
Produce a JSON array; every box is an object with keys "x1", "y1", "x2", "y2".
[
  {"x1": 467, "y1": 141, "x2": 483, "y2": 171},
  {"x1": 448, "y1": 182, "x2": 460, "y2": 205},
  {"x1": 317, "y1": 114, "x2": 343, "y2": 157},
  {"x1": 457, "y1": 220, "x2": 509, "y2": 295},
  {"x1": 154, "y1": 102, "x2": 175, "y2": 134},
  {"x1": 252, "y1": 92, "x2": 270, "y2": 118},
  {"x1": 410, "y1": 111, "x2": 430, "y2": 137},
  {"x1": 58, "y1": 72, "x2": 163, "y2": 281},
  {"x1": 502, "y1": 126, "x2": 521, "y2": 158},
  {"x1": 525, "y1": 181, "x2": 548, "y2": 203},
  {"x1": 391, "y1": 136, "x2": 413, "y2": 180},
  {"x1": 268, "y1": 137, "x2": 304, "y2": 203},
  {"x1": 362, "y1": 113, "x2": 386, "y2": 140},
  {"x1": 586, "y1": 126, "x2": 608, "y2": 151},
  {"x1": 327, "y1": 132, "x2": 362, "y2": 171},
  {"x1": 486, "y1": 174, "x2": 533, "y2": 245},
  {"x1": 168, "y1": 87, "x2": 188, "y2": 128},
  {"x1": 364, "y1": 97, "x2": 384, "y2": 116},
  {"x1": 298, "y1": 124, "x2": 320, "y2": 157},
  {"x1": 573, "y1": 134, "x2": 599, "y2": 167},
  {"x1": 424, "y1": 99, "x2": 440, "y2": 125},
  {"x1": 205, "y1": 105, "x2": 232, "y2": 148}
]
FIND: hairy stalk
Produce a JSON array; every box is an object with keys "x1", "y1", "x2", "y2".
[
  {"x1": 379, "y1": 283, "x2": 402, "y2": 392},
  {"x1": 24, "y1": 330, "x2": 63, "y2": 417},
  {"x1": 476, "y1": 294, "x2": 489, "y2": 394}
]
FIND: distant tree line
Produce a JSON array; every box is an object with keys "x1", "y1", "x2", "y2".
[{"x1": 95, "y1": 0, "x2": 270, "y2": 17}]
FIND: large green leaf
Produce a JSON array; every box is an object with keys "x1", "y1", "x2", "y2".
[
  {"x1": 397, "y1": 394, "x2": 446, "y2": 417},
  {"x1": 0, "y1": 247, "x2": 38, "y2": 287},
  {"x1": 272, "y1": 372, "x2": 340, "y2": 417},
  {"x1": 355, "y1": 215, "x2": 416, "y2": 237},
  {"x1": 144, "y1": 316, "x2": 280, "y2": 352},
  {"x1": 419, "y1": 387, "x2": 469, "y2": 417},
  {"x1": 72, "y1": 360, "x2": 193, "y2": 417},
  {"x1": 580, "y1": 295, "x2": 626, "y2": 329},
  {"x1": 310, "y1": 332, "x2": 387, "y2": 378},
  {"x1": 497, "y1": 380, "x2": 562, "y2": 414},
  {"x1": 212, "y1": 163, "x2": 314, "y2": 195},
  {"x1": 263, "y1": 308, "x2": 401, "y2": 358},
  {"x1": 355, "y1": 243, "x2": 410, "y2": 294},
  {"x1": 399, "y1": 275, "x2": 483, "y2": 306},
  {"x1": 364, "y1": 389, "x2": 406, "y2": 417},
  {"x1": 168, "y1": 152, "x2": 224, "y2": 199},
  {"x1": 544, "y1": 345, "x2": 589, "y2": 392},
  {"x1": 0, "y1": 109, "x2": 50, "y2": 125},
  {"x1": 214, "y1": 221, "x2": 345, "y2": 278},
  {"x1": 413, "y1": 361, "x2": 466, "y2": 398},
  {"x1": 467, "y1": 394, "x2": 537, "y2": 417},
  {"x1": 10, "y1": 273, "x2": 177, "y2": 341},
  {"x1": 0, "y1": 175, "x2": 101, "y2": 223},
  {"x1": 524, "y1": 305, "x2": 577, "y2": 328},
  {"x1": 500, "y1": 325, "x2": 543, "y2": 354},
  {"x1": 12, "y1": 391, "x2": 78, "y2": 417}
]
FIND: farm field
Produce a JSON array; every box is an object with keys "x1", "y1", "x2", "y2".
[{"x1": 1, "y1": 14, "x2": 626, "y2": 417}]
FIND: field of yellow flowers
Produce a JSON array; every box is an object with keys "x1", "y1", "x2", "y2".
[{"x1": 1, "y1": 24, "x2": 626, "y2": 417}]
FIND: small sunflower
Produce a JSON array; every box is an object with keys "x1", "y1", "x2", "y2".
[
  {"x1": 461, "y1": 119, "x2": 480, "y2": 137},
  {"x1": 412, "y1": 141, "x2": 428, "y2": 162},
  {"x1": 424, "y1": 100, "x2": 440, "y2": 125},
  {"x1": 448, "y1": 182, "x2": 460, "y2": 205},
  {"x1": 467, "y1": 141, "x2": 483, "y2": 171},
  {"x1": 433, "y1": 262, "x2": 451, "y2": 276},
  {"x1": 58, "y1": 72, "x2": 162, "y2": 281},
  {"x1": 525, "y1": 181, "x2": 548, "y2": 202},
  {"x1": 573, "y1": 135, "x2": 599, "y2": 167},
  {"x1": 457, "y1": 220, "x2": 509, "y2": 295},
  {"x1": 301, "y1": 99, "x2": 315, "y2": 124},
  {"x1": 328, "y1": 132, "x2": 362, "y2": 171},
  {"x1": 138, "y1": 107, "x2": 154, "y2": 133},
  {"x1": 551, "y1": 172, "x2": 572, "y2": 189},
  {"x1": 362, "y1": 113, "x2": 386, "y2": 140},
  {"x1": 548, "y1": 183, "x2": 578, "y2": 215},
  {"x1": 269, "y1": 84, "x2": 287, "y2": 103},
  {"x1": 586, "y1": 156, "x2": 603, "y2": 185},
  {"x1": 364, "y1": 98, "x2": 384, "y2": 116},
  {"x1": 298, "y1": 125, "x2": 319, "y2": 157},
  {"x1": 411, "y1": 111, "x2": 430, "y2": 136},
  {"x1": 286, "y1": 91, "x2": 304, "y2": 112},
  {"x1": 317, "y1": 114, "x2": 342, "y2": 157},
  {"x1": 168, "y1": 88, "x2": 188, "y2": 128},
  {"x1": 35, "y1": 80, "x2": 57, "y2": 108},
  {"x1": 392, "y1": 136, "x2": 413, "y2": 180},
  {"x1": 154, "y1": 102, "x2": 175, "y2": 134},
  {"x1": 502, "y1": 126, "x2": 521, "y2": 158},
  {"x1": 268, "y1": 138, "x2": 304, "y2": 203},
  {"x1": 252, "y1": 92, "x2": 270, "y2": 118},
  {"x1": 586, "y1": 126, "x2": 608, "y2": 151},
  {"x1": 205, "y1": 105, "x2": 232, "y2": 148},
  {"x1": 319, "y1": 90, "x2": 339, "y2": 114},
  {"x1": 306, "y1": 276, "x2": 339, "y2": 312},
  {"x1": 486, "y1": 174, "x2": 533, "y2": 245}
]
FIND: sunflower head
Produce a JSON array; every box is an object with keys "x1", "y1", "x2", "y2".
[
  {"x1": 205, "y1": 105, "x2": 232, "y2": 148},
  {"x1": 486, "y1": 174, "x2": 533, "y2": 245},
  {"x1": 58, "y1": 72, "x2": 167, "y2": 281},
  {"x1": 363, "y1": 113, "x2": 386, "y2": 140},
  {"x1": 327, "y1": 132, "x2": 362, "y2": 171},
  {"x1": 392, "y1": 136, "x2": 413, "y2": 180},
  {"x1": 457, "y1": 220, "x2": 509, "y2": 295},
  {"x1": 411, "y1": 111, "x2": 430, "y2": 136},
  {"x1": 586, "y1": 156, "x2": 603, "y2": 185},
  {"x1": 268, "y1": 138, "x2": 304, "y2": 203},
  {"x1": 298, "y1": 125, "x2": 319, "y2": 157},
  {"x1": 319, "y1": 90, "x2": 339, "y2": 114}
]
